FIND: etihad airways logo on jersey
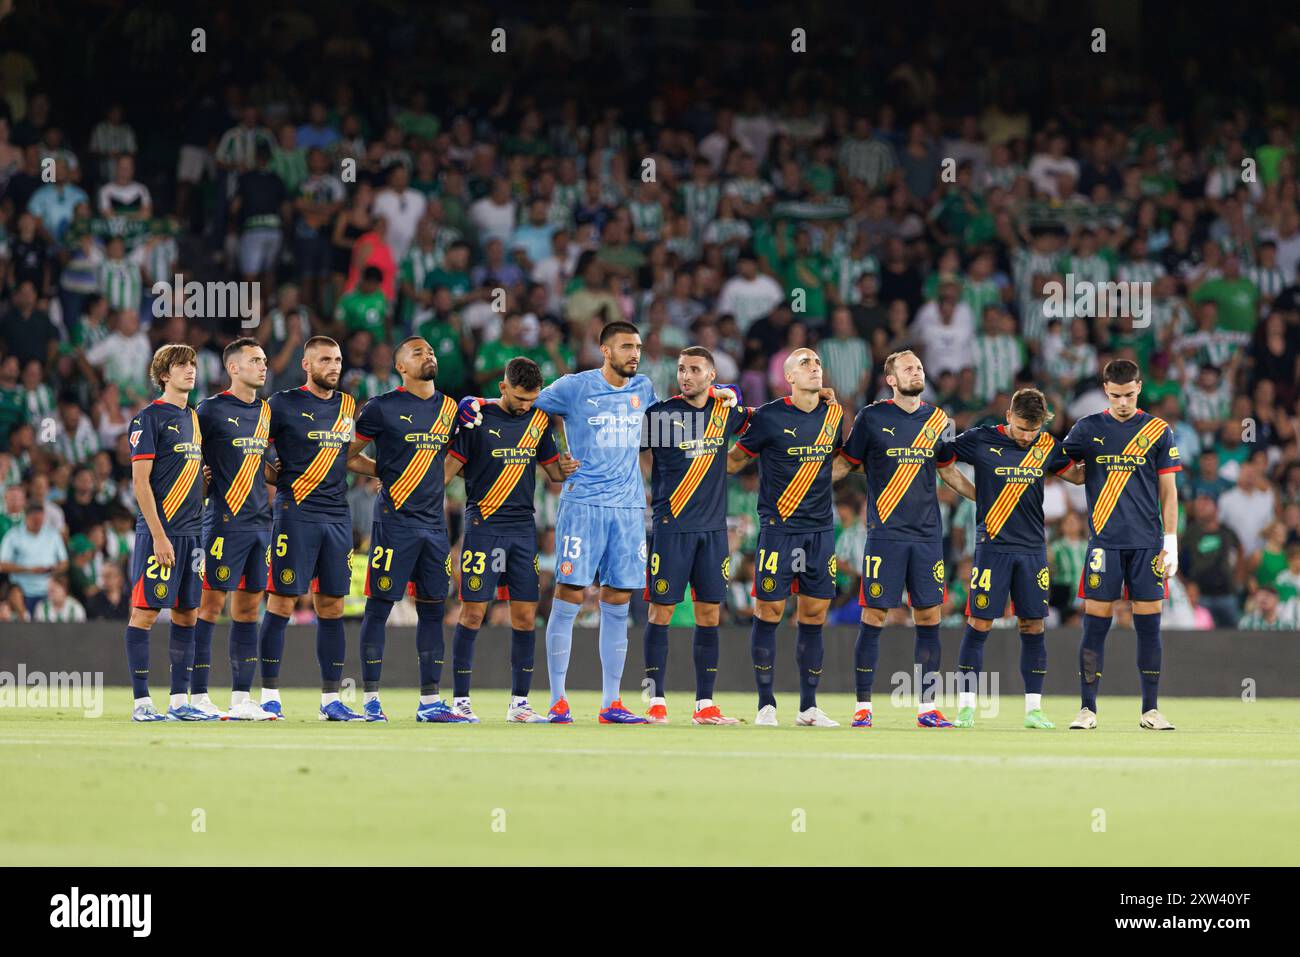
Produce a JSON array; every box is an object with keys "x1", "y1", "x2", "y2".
[
  {"x1": 231, "y1": 436, "x2": 269, "y2": 451},
  {"x1": 885, "y1": 446, "x2": 936, "y2": 460},
  {"x1": 786, "y1": 443, "x2": 835, "y2": 459},
  {"x1": 307, "y1": 430, "x2": 352, "y2": 443},
  {"x1": 490, "y1": 446, "x2": 538, "y2": 461},
  {"x1": 993, "y1": 466, "x2": 1044, "y2": 478},
  {"x1": 170, "y1": 442, "x2": 202, "y2": 455},
  {"x1": 402, "y1": 431, "x2": 450, "y2": 451},
  {"x1": 1096, "y1": 454, "x2": 1147, "y2": 465}
]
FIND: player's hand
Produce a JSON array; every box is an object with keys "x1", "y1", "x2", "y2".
[
  {"x1": 708, "y1": 383, "x2": 742, "y2": 408},
  {"x1": 817, "y1": 387, "x2": 839, "y2": 405},
  {"x1": 154, "y1": 535, "x2": 176, "y2": 569},
  {"x1": 559, "y1": 454, "x2": 580, "y2": 477},
  {"x1": 1160, "y1": 534, "x2": 1178, "y2": 578},
  {"x1": 202, "y1": 465, "x2": 212, "y2": 483},
  {"x1": 457, "y1": 397, "x2": 483, "y2": 429}
]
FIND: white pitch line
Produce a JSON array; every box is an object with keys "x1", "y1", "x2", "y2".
[{"x1": 0, "y1": 736, "x2": 1297, "y2": 769}]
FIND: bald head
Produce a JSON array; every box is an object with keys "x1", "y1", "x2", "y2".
[{"x1": 784, "y1": 347, "x2": 823, "y2": 394}]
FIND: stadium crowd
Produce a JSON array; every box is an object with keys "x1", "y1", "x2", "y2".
[{"x1": 1, "y1": 10, "x2": 1298, "y2": 633}]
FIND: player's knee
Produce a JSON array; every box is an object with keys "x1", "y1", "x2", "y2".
[
  {"x1": 755, "y1": 600, "x2": 784, "y2": 623},
  {"x1": 796, "y1": 601, "x2": 829, "y2": 625},
  {"x1": 313, "y1": 595, "x2": 344, "y2": 619},
  {"x1": 172, "y1": 608, "x2": 198, "y2": 627},
  {"x1": 266, "y1": 593, "x2": 295, "y2": 618},
  {"x1": 648, "y1": 603, "x2": 674, "y2": 625},
  {"x1": 599, "y1": 586, "x2": 631, "y2": 605},
  {"x1": 509, "y1": 603, "x2": 537, "y2": 630},
  {"x1": 1085, "y1": 599, "x2": 1114, "y2": 618},
  {"x1": 198, "y1": 590, "x2": 225, "y2": 621},
  {"x1": 861, "y1": 607, "x2": 886, "y2": 627},
  {"x1": 967, "y1": 617, "x2": 993, "y2": 633},
  {"x1": 695, "y1": 603, "x2": 721, "y2": 627},
  {"x1": 231, "y1": 591, "x2": 262, "y2": 621},
  {"x1": 1019, "y1": 618, "x2": 1045, "y2": 635},
  {"x1": 913, "y1": 605, "x2": 941, "y2": 626},
  {"x1": 459, "y1": 602, "x2": 486, "y2": 629},
  {"x1": 416, "y1": 598, "x2": 444, "y2": 622},
  {"x1": 130, "y1": 608, "x2": 159, "y2": 630}
]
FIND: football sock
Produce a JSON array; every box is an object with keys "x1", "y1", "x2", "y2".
[
  {"x1": 258, "y1": 610, "x2": 289, "y2": 689},
  {"x1": 125, "y1": 625, "x2": 151, "y2": 699},
  {"x1": 598, "y1": 600, "x2": 630, "y2": 708},
  {"x1": 1079, "y1": 613, "x2": 1112, "y2": 712},
  {"x1": 750, "y1": 616, "x2": 778, "y2": 709},
  {"x1": 1134, "y1": 612, "x2": 1162, "y2": 713},
  {"x1": 452, "y1": 623, "x2": 478, "y2": 698},
  {"x1": 168, "y1": 622, "x2": 195, "y2": 696},
  {"x1": 956, "y1": 622, "x2": 986, "y2": 701},
  {"x1": 545, "y1": 597, "x2": 579, "y2": 705},
  {"x1": 229, "y1": 619, "x2": 258, "y2": 693},
  {"x1": 359, "y1": 598, "x2": 393, "y2": 692},
  {"x1": 643, "y1": 620, "x2": 669, "y2": 698},
  {"x1": 316, "y1": 616, "x2": 346, "y2": 693},
  {"x1": 415, "y1": 600, "x2": 446, "y2": 695},
  {"x1": 190, "y1": 617, "x2": 214, "y2": 695},
  {"x1": 915, "y1": 622, "x2": 941, "y2": 706},
  {"x1": 693, "y1": 624, "x2": 720, "y2": 701},
  {"x1": 1020, "y1": 629, "x2": 1047, "y2": 697},
  {"x1": 510, "y1": 628, "x2": 535, "y2": 698},
  {"x1": 854, "y1": 620, "x2": 882, "y2": 701},
  {"x1": 796, "y1": 622, "x2": 824, "y2": 711}
]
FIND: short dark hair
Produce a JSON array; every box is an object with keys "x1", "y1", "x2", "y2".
[
  {"x1": 1009, "y1": 387, "x2": 1054, "y2": 426},
  {"x1": 303, "y1": 335, "x2": 340, "y2": 354},
  {"x1": 222, "y1": 336, "x2": 260, "y2": 369},
  {"x1": 362, "y1": 265, "x2": 383, "y2": 284},
  {"x1": 678, "y1": 345, "x2": 715, "y2": 368},
  {"x1": 504, "y1": 356, "x2": 543, "y2": 391},
  {"x1": 1101, "y1": 358, "x2": 1141, "y2": 385},
  {"x1": 599, "y1": 321, "x2": 640, "y2": 345}
]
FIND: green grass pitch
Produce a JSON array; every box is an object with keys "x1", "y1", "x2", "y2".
[{"x1": 4, "y1": 690, "x2": 1298, "y2": 866}]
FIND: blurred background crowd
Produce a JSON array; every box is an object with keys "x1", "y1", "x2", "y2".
[{"x1": 0, "y1": 2, "x2": 1298, "y2": 631}]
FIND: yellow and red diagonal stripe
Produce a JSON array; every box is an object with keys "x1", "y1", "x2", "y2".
[
  {"x1": 984, "y1": 432, "x2": 1055, "y2": 539},
  {"x1": 224, "y1": 399, "x2": 271, "y2": 516},
  {"x1": 875, "y1": 406, "x2": 947, "y2": 525},
  {"x1": 162, "y1": 409, "x2": 202, "y2": 521},
  {"x1": 388, "y1": 395, "x2": 458, "y2": 509},
  {"x1": 478, "y1": 408, "x2": 549, "y2": 517},
  {"x1": 1090, "y1": 417, "x2": 1168, "y2": 535},
  {"x1": 291, "y1": 393, "x2": 356, "y2": 504},
  {"x1": 667, "y1": 398, "x2": 727, "y2": 517},
  {"x1": 775, "y1": 403, "x2": 843, "y2": 521}
]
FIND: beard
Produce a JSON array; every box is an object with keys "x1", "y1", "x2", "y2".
[
  {"x1": 311, "y1": 371, "x2": 339, "y2": 391},
  {"x1": 416, "y1": 360, "x2": 437, "y2": 381},
  {"x1": 897, "y1": 382, "x2": 924, "y2": 397}
]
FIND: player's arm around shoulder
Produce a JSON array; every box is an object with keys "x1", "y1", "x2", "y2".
[
  {"x1": 348, "y1": 395, "x2": 380, "y2": 476},
  {"x1": 834, "y1": 404, "x2": 872, "y2": 482},
  {"x1": 727, "y1": 403, "x2": 762, "y2": 473}
]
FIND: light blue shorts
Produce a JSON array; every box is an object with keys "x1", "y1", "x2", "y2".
[{"x1": 553, "y1": 500, "x2": 646, "y2": 590}]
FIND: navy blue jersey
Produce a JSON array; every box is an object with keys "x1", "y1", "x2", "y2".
[
  {"x1": 355, "y1": 387, "x2": 459, "y2": 529},
  {"x1": 449, "y1": 400, "x2": 558, "y2": 532},
  {"x1": 841, "y1": 400, "x2": 954, "y2": 542},
  {"x1": 267, "y1": 386, "x2": 357, "y2": 521},
  {"x1": 643, "y1": 394, "x2": 751, "y2": 532},
  {"x1": 949, "y1": 425, "x2": 1074, "y2": 552},
  {"x1": 129, "y1": 399, "x2": 204, "y2": 536},
  {"x1": 1062, "y1": 409, "x2": 1181, "y2": 549},
  {"x1": 197, "y1": 391, "x2": 272, "y2": 530},
  {"x1": 735, "y1": 397, "x2": 844, "y2": 532}
]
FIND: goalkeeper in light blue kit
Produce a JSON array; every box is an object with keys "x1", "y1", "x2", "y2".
[{"x1": 521, "y1": 320, "x2": 740, "y2": 723}]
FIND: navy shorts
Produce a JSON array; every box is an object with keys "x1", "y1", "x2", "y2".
[
  {"x1": 967, "y1": 546, "x2": 1050, "y2": 620},
  {"x1": 645, "y1": 529, "x2": 730, "y2": 605},
  {"x1": 268, "y1": 515, "x2": 353, "y2": 597},
  {"x1": 750, "y1": 527, "x2": 837, "y2": 601},
  {"x1": 1077, "y1": 544, "x2": 1169, "y2": 603},
  {"x1": 366, "y1": 520, "x2": 451, "y2": 601},
  {"x1": 130, "y1": 530, "x2": 203, "y2": 609},
  {"x1": 859, "y1": 537, "x2": 946, "y2": 609},
  {"x1": 458, "y1": 525, "x2": 539, "y2": 602},
  {"x1": 202, "y1": 525, "x2": 271, "y2": 592}
]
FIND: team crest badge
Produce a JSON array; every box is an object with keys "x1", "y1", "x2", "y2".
[
  {"x1": 153, "y1": 583, "x2": 168, "y2": 599},
  {"x1": 560, "y1": 560, "x2": 573, "y2": 576},
  {"x1": 1037, "y1": 567, "x2": 1050, "y2": 590},
  {"x1": 923, "y1": 427, "x2": 937, "y2": 441},
  {"x1": 932, "y1": 560, "x2": 945, "y2": 583},
  {"x1": 1030, "y1": 445, "x2": 1045, "y2": 460},
  {"x1": 654, "y1": 579, "x2": 669, "y2": 595},
  {"x1": 528, "y1": 425, "x2": 541, "y2": 440},
  {"x1": 630, "y1": 395, "x2": 641, "y2": 409},
  {"x1": 468, "y1": 575, "x2": 482, "y2": 591},
  {"x1": 280, "y1": 569, "x2": 296, "y2": 585},
  {"x1": 1136, "y1": 434, "x2": 1150, "y2": 449},
  {"x1": 1087, "y1": 572, "x2": 1101, "y2": 589},
  {"x1": 974, "y1": 593, "x2": 989, "y2": 609},
  {"x1": 869, "y1": 582, "x2": 884, "y2": 598},
  {"x1": 828, "y1": 555, "x2": 837, "y2": 577},
  {"x1": 761, "y1": 576, "x2": 776, "y2": 592},
  {"x1": 710, "y1": 414, "x2": 724, "y2": 429},
  {"x1": 378, "y1": 575, "x2": 393, "y2": 591},
  {"x1": 721, "y1": 556, "x2": 731, "y2": 581},
  {"x1": 215, "y1": 565, "x2": 231, "y2": 583}
]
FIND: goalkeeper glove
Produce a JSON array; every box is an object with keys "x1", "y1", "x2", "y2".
[
  {"x1": 1161, "y1": 533, "x2": 1179, "y2": 578},
  {"x1": 457, "y1": 397, "x2": 483, "y2": 429},
  {"x1": 708, "y1": 383, "x2": 742, "y2": 408}
]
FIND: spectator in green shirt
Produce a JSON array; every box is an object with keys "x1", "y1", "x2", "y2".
[
  {"x1": 776, "y1": 227, "x2": 831, "y2": 320},
  {"x1": 1191, "y1": 256, "x2": 1259, "y2": 334},
  {"x1": 425, "y1": 240, "x2": 475, "y2": 308},
  {"x1": 414, "y1": 294, "x2": 470, "y2": 396},
  {"x1": 473, "y1": 312, "x2": 530, "y2": 398},
  {"x1": 334, "y1": 265, "x2": 390, "y2": 342},
  {"x1": 532, "y1": 316, "x2": 575, "y2": 386}
]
